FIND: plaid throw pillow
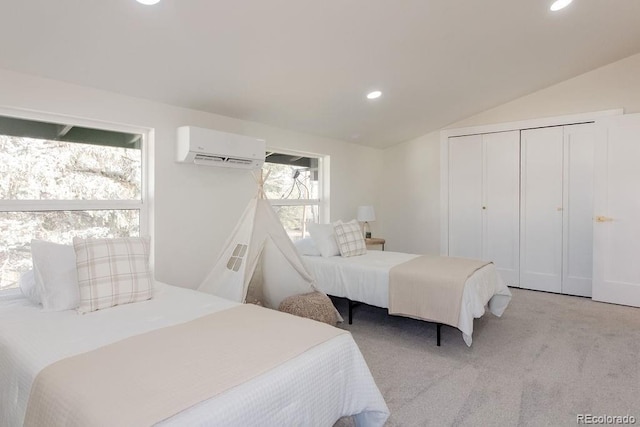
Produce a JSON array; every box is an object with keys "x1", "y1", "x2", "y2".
[
  {"x1": 73, "y1": 237, "x2": 153, "y2": 313},
  {"x1": 333, "y1": 220, "x2": 367, "y2": 257}
]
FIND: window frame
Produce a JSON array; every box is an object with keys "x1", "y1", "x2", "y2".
[
  {"x1": 0, "y1": 107, "x2": 152, "y2": 240},
  {"x1": 263, "y1": 148, "x2": 329, "y2": 232}
]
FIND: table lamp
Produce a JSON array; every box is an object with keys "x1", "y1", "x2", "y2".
[{"x1": 357, "y1": 205, "x2": 376, "y2": 238}]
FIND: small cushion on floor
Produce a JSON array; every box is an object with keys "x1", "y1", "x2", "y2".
[{"x1": 278, "y1": 291, "x2": 339, "y2": 326}]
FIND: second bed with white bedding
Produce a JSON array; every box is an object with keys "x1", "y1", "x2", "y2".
[{"x1": 302, "y1": 251, "x2": 512, "y2": 346}]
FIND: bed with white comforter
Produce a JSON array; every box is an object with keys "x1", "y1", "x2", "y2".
[
  {"x1": 302, "y1": 251, "x2": 512, "y2": 346},
  {"x1": 0, "y1": 282, "x2": 389, "y2": 426}
]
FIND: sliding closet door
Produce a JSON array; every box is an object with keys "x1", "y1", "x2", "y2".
[
  {"x1": 483, "y1": 131, "x2": 520, "y2": 285},
  {"x1": 592, "y1": 114, "x2": 640, "y2": 307},
  {"x1": 562, "y1": 123, "x2": 596, "y2": 297},
  {"x1": 448, "y1": 135, "x2": 483, "y2": 259},
  {"x1": 520, "y1": 127, "x2": 564, "y2": 293}
]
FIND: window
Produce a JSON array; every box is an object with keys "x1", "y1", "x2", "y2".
[
  {"x1": 263, "y1": 152, "x2": 324, "y2": 240},
  {"x1": 0, "y1": 114, "x2": 146, "y2": 290}
]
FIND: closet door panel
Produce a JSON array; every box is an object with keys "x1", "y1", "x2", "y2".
[
  {"x1": 483, "y1": 131, "x2": 520, "y2": 285},
  {"x1": 593, "y1": 114, "x2": 640, "y2": 307},
  {"x1": 448, "y1": 135, "x2": 483, "y2": 259},
  {"x1": 520, "y1": 127, "x2": 563, "y2": 293},
  {"x1": 562, "y1": 124, "x2": 595, "y2": 297}
]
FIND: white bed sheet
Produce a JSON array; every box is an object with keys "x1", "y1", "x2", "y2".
[
  {"x1": 303, "y1": 251, "x2": 512, "y2": 346},
  {"x1": 0, "y1": 282, "x2": 389, "y2": 427}
]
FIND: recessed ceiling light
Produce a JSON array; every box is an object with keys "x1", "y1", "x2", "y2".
[
  {"x1": 137, "y1": 0, "x2": 160, "y2": 5},
  {"x1": 550, "y1": 0, "x2": 573, "y2": 11},
  {"x1": 366, "y1": 90, "x2": 382, "y2": 100}
]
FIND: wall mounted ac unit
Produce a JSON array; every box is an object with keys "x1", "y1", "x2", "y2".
[{"x1": 176, "y1": 126, "x2": 266, "y2": 169}]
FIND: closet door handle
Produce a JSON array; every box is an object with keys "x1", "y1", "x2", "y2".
[{"x1": 595, "y1": 216, "x2": 614, "y2": 223}]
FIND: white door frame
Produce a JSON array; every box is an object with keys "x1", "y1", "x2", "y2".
[{"x1": 440, "y1": 109, "x2": 623, "y2": 256}]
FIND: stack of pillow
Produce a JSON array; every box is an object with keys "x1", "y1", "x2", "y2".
[
  {"x1": 296, "y1": 219, "x2": 367, "y2": 258},
  {"x1": 19, "y1": 236, "x2": 153, "y2": 313}
]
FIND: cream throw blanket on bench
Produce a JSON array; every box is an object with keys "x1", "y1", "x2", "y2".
[
  {"x1": 389, "y1": 256, "x2": 491, "y2": 328},
  {"x1": 24, "y1": 304, "x2": 346, "y2": 427}
]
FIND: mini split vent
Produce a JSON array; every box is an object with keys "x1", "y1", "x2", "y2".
[
  {"x1": 193, "y1": 154, "x2": 254, "y2": 167},
  {"x1": 177, "y1": 126, "x2": 266, "y2": 169}
]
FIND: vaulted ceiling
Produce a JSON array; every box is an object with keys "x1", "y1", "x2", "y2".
[{"x1": 1, "y1": 1, "x2": 639, "y2": 148}]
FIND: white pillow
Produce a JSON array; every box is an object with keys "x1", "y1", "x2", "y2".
[
  {"x1": 74, "y1": 236, "x2": 153, "y2": 313},
  {"x1": 18, "y1": 269, "x2": 40, "y2": 305},
  {"x1": 333, "y1": 219, "x2": 367, "y2": 257},
  {"x1": 31, "y1": 239, "x2": 80, "y2": 311},
  {"x1": 294, "y1": 237, "x2": 322, "y2": 256},
  {"x1": 308, "y1": 223, "x2": 341, "y2": 257}
]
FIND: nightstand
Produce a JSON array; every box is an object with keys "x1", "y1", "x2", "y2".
[{"x1": 365, "y1": 237, "x2": 385, "y2": 251}]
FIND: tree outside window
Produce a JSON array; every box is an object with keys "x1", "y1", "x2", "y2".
[
  {"x1": 0, "y1": 115, "x2": 145, "y2": 290},
  {"x1": 262, "y1": 153, "x2": 322, "y2": 241}
]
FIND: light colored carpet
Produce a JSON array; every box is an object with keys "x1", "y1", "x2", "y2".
[{"x1": 333, "y1": 288, "x2": 640, "y2": 426}]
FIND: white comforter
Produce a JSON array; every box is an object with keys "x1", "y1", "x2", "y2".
[
  {"x1": 303, "y1": 251, "x2": 512, "y2": 346},
  {"x1": 0, "y1": 282, "x2": 389, "y2": 427}
]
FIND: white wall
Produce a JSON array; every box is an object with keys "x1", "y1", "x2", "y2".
[
  {"x1": 376, "y1": 131, "x2": 440, "y2": 254},
  {"x1": 379, "y1": 52, "x2": 640, "y2": 254},
  {"x1": 0, "y1": 69, "x2": 383, "y2": 288},
  {"x1": 451, "y1": 52, "x2": 640, "y2": 128}
]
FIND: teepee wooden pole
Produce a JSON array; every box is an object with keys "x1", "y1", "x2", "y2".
[{"x1": 253, "y1": 169, "x2": 271, "y2": 200}]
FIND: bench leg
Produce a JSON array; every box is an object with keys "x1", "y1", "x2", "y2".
[{"x1": 437, "y1": 323, "x2": 442, "y2": 346}]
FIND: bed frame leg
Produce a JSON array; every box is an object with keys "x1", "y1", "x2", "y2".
[
  {"x1": 348, "y1": 299, "x2": 355, "y2": 324},
  {"x1": 347, "y1": 299, "x2": 361, "y2": 325},
  {"x1": 436, "y1": 323, "x2": 442, "y2": 346}
]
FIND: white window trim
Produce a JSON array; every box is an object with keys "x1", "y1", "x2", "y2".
[
  {"x1": 268, "y1": 199, "x2": 320, "y2": 207},
  {"x1": 0, "y1": 200, "x2": 143, "y2": 211}
]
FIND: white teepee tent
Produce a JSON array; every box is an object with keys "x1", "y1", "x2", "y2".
[{"x1": 198, "y1": 171, "x2": 321, "y2": 310}]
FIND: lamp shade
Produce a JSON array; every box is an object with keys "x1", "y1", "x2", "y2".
[{"x1": 357, "y1": 205, "x2": 376, "y2": 222}]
